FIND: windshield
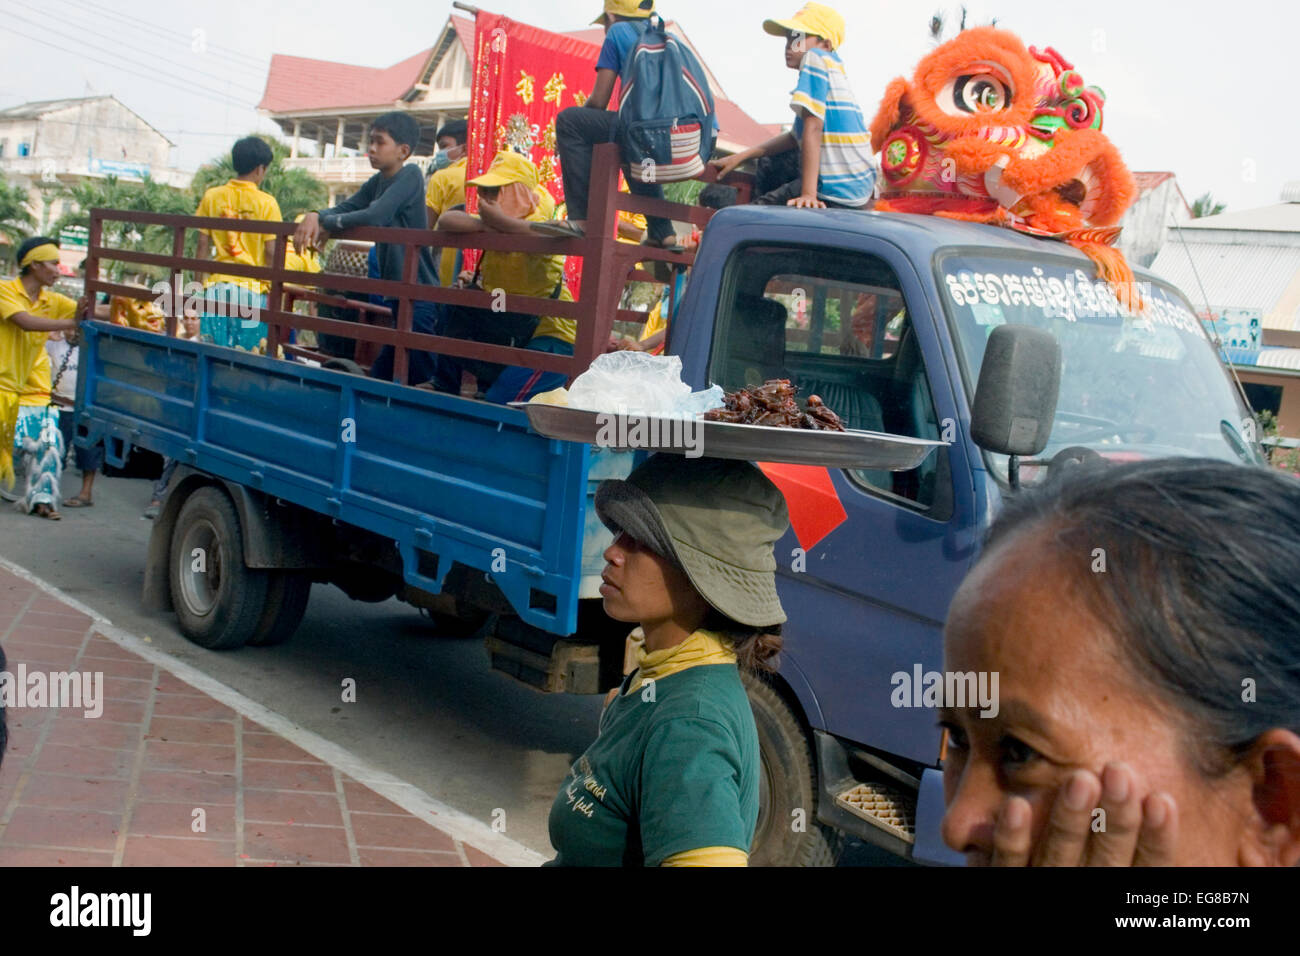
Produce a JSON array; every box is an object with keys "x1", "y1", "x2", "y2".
[{"x1": 938, "y1": 251, "x2": 1262, "y2": 485}]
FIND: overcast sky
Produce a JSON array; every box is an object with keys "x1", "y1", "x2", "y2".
[{"x1": 0, "y1": 0, "x2": 1293, "y2": 213}]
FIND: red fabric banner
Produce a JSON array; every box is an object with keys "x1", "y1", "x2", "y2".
[{"x1": 468, "y1": 12, "x2": 602, "y2": 288}]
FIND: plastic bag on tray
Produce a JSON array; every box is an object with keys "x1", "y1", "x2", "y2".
[{"x1": 567, "y1": 352, "x2": 722, "y2": 417}]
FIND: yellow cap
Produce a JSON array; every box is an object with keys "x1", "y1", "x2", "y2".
[
  {"x1": 592, "y1": 0, "x2": 655, "y2": 25},
  {"x1": 468, "y1": 150, "x2": 540, "y2": 190},
  {"x1": 763, "y1": 2, "x2": 845, "y2": 51}
]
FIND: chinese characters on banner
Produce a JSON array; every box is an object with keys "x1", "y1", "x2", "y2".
[{"x1": 468, "y1": 12, "x2": 601, "y2": 287}]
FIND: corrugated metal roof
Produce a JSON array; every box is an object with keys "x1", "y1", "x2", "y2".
[
  {"x1": 1151, "y1": 240, "x2": 1300, "y2": 330},
  {"x1": 1253, "y1": 347, "x2": 1300, "y2": 371},
  {"x1": 1180, "y1": 202, "x2": 1300, "y2": 233}
]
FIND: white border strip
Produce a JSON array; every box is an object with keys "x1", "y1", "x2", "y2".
[{"x1": 0, "y1": 555, "x2": 546, "y2": 868}]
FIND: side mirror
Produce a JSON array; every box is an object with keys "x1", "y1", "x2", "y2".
[{"x1": 971, "y1": 325, "x2": 1062, "y2": 458}]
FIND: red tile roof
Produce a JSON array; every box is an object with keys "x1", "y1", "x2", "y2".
[
  {"x1": 1132, "y1": 171, "x2": 1175, "y2": 194},
  {"x1": 258, "y1": 46, "x2": 433, "y2": 113}
]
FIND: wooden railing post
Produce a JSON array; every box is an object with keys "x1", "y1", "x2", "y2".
[
  {"x1": 266, "y1": 223, "x2": 288, "y2": 356},
  {"x1": 166, "y1": 224, "x2": 184, "y2": 338},
  {"x1": 394, "y1": 241, "x2": 416, "y2": 385}
]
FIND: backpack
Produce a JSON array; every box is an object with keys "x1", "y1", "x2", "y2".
[{"x1": 617, "y1": 15, "x2": 717, "y2": 185}]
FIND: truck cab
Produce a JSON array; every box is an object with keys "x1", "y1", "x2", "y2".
[{"x1": 76, "y1": 170, "x2": 1262, "y2": 867}]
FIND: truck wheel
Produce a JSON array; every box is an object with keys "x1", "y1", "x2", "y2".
[
  {"x1": 246, "y1": 572, "x2": 311, "y2": 647},
  {"x1": 169, "y1": 487, "x2": 270, "y2": 650},
  {"x1": 745, "y1": 674, "x2": 844, "y2": 867}
]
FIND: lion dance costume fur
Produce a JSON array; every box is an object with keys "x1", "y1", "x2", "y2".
[{"x1": 869, "y1": 27, "x2": 1140, "y2": 308}]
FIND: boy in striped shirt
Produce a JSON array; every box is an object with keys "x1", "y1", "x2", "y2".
[{"x1": 712, "y1": 3, "x2": 875, "y2": 209}]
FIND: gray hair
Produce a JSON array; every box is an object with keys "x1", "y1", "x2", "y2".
[{"x1": 982, "y1": 457, "x2": 1300, "y2": 777}]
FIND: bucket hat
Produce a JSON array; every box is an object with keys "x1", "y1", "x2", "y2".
[{"x1": 595, "y1": 455, "x2": 789, "y2": 627}]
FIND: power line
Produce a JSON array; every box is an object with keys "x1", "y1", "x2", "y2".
[
  {"x1": 1, "y1": 20, "x2": 259, "y2": 113},
  {"x1": 4, "y1": 1, "x2": 266, "y2": 99},
  {"x1": 56, "y1": 0, "x2": 269, "y2": 72}
]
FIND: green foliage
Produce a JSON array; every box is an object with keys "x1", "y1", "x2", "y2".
[
  {"x1": 50, "y1": 174, "x2": 193, "y2": 283},
  {"x1": 190, "y1": 132, "x2": 327, "y2": 220},
  {"x1": 663, "y1": 180, "x2": 704, "y2": 206},
  {"x1": 0, "y1": 177, "x2": 36, "y2": 263},
  {"x1": 1191, "y1": 191, "x2": 1226, "y2": 219}
]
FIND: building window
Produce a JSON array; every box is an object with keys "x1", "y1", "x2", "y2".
[
  {"x1": 18, "y1": 142, "x2": 31, "y2": 157},
  {"x1": 0, "y1": 142, "x2": 6, "y2": 158}
]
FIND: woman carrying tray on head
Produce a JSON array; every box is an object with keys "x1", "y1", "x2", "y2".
[{"x1": 546, "y1": 453, "x2": 789, "y2": 867}]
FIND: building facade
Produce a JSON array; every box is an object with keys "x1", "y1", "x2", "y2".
[
  {"x1": 0, "y1": 96, "x2": 191, "y2": 253},
  {"x1": 1151, "y1": 185, "x2": 1300, "y2": 437}
]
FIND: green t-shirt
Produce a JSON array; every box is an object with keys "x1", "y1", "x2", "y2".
[{"x1": 547, "y1": 662, "x2": 759, "y2": 867}]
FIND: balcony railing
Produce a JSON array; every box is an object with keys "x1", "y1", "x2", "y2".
[{"x1": 283, "y1": 156, "x2": 435, "y2": 184}]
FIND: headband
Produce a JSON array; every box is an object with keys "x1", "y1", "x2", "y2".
[{"x1": 19, "y1": 243, "x2": 59, "y2": 269}]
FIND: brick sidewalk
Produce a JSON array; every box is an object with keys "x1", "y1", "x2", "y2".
[{"x1": 0, "y1": 567, "x2": 508, "y2": 866}]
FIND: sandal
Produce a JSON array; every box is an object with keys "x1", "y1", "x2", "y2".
[
  {"x1": 529, "y1": 220, "x2": 586, "y2": 239},
  {"x1": 64, "y1": 495, "x2": 94, "y2": 507},
  {"x1": 642, "y1": 235, "x2": 688, "y2": 253},
  {"x1": 34, "y1": 504, "x2": 62, "y2": 521}
]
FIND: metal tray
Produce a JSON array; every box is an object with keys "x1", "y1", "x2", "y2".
[{"x1": 512, "y1": 403, "x2": 942, "y2": 471}]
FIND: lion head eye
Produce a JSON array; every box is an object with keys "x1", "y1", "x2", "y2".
[{"x1": 941, "y1": 72, "x2": 1013, "y2": 116}]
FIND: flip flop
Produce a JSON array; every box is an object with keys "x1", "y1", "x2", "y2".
[
  {"x1": 529, "y1": 220, "x2": 586, "y2": 239},
  {"x1": 642, "y1": 235, "x2": 689, "y2": 254},
  {"x1": 64, "y1": 495, "x2": 93, "y2": 507}
]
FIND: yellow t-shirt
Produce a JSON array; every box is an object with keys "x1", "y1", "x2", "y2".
[
  {"x1": 477, "y1": 185, "x2": 576, "y2": 344},
  {"x1": 426, "y1": 159, "x2": 468, "y2": 287},
  {"x1": 284, "y1": 240, "x2": 322, "y2": 275},
  {"x1": 195, "y1": 179, "x2": 283, "y2": 293},
  {"x1": 0, "y1": 277, "x2": 75, "y2": 396},
  {"x1": 19, "y1": 347, "x2": 51, "y2": 406}
]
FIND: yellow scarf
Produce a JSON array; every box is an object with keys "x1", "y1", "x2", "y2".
[{"x1": 624, "y1": 628, "x2": 737, "y2": 696}]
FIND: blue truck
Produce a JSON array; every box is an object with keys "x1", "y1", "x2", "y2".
[{"x1": 77, "y1": 203, "x2": 1262, "y2": 866}]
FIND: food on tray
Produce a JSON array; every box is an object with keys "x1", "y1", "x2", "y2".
[{"x1": 703, "y1": 379, "x2": 846, "y2": 432}]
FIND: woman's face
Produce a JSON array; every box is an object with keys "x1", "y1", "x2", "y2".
[
  {"x1": 940, "y1": 533, "x2": 1259, "y2": 866},
  {"x1": 600, "y1": 531, "x2": 706, "y2": 627}
]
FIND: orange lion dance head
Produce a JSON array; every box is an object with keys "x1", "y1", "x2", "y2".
[{"x1": 869, "y1": 27, "x2": 1140, "y2": 306}]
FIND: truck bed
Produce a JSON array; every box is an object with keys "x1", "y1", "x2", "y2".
[{"x1": 76, "y1": 321, "x2": 591, "y2": 635}]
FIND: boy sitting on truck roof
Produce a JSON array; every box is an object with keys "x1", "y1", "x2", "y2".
[
  {"x1": 425, "y1": 118, "x2": 469, "y2": 287},
  {"x1": 194, "y1": 136, "x2": 282, "y2": 352},
  {"x1": 294, "y1": 112, "x2": 442, "y2": 385},
  {"x1": 711, "y1": 3, "x2": 876, "y2": 209},
  {"x1": 434, "y1": 150, "x2": 575, "y2": 400}
]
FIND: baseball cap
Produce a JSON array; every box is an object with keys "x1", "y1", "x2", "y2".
[
  {"x1": 592, "y1": 0, "x2": 655, "y2": 25},
  {"x1": 468, "y1": 150, "x2": 540, "y2": 190},
  {"x1": 595, "y1": 455, "x2": 790, "y2": 628},
  {"x1": 763, "y1": 2, "x2": 846, "y2": 51}
]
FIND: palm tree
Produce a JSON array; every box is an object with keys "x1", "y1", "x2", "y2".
[
  {"x1": 51, "y1": 175, "x2": 193, "y2": 283},
  {"x1": 1191, "y1": 192, "x2": 1226, "y2": 219},
  {"x1": 0, "y1": 178, "x2": 36, "y2": 266},
  {"x1": 190, "y1": 133, "x2": 327, "y2": 220}
]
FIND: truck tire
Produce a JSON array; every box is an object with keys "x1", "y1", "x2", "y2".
[
  {"x1": 744, "y1": 674, "x2": 844, "y2": 867},
  {"x1": 169, "y1": 487, "x2": 271, "y2": 650},
  {"x1": 246, "y1": 572, "x2": 311, "y2": 647}
]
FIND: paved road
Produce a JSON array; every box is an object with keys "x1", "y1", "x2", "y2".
[{"x1": 0, "y1": 466, "x2": 901, "y2": 866}]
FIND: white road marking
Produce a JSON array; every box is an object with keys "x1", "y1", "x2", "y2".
[{"x1": 0, "y1": 554, "x2": 546, "y2": 868}]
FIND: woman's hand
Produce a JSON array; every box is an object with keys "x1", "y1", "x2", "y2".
[{"x1": 991, "y1": 763, "x2": 1178, "y2": 866}]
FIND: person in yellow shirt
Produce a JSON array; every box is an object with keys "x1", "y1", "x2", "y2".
[
  {"x1": 12, "y1": 349, "x2": 65, "y2": 519},
  {"x1": 433, "y1": 150, "x2": 574, "y2": 397},
  {"x1": 194, "y1": 136, "x2": 283, "y2": 353},
  {"x1": 0, "y1": 236, "x2": 98, "y2": 494},
  {"x1": 425, "y1": 119, "x2": 469, "y2": 287}
]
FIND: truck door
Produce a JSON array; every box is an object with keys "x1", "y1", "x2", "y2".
[{"x1": 698, "y1": 236, "x2": 980, "y2": 765}]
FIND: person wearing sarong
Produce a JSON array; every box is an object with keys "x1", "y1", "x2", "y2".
[
  {"x1": 12, "y1": 349, "x2": 65, "y2": 519},
  {"x1": 0, "y1": 237, "x2": 88, "y2": 499}
]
